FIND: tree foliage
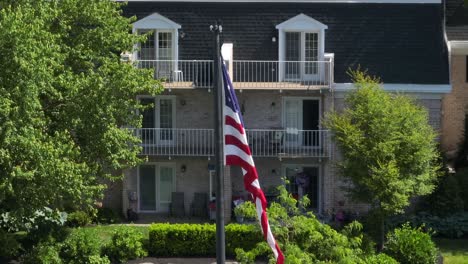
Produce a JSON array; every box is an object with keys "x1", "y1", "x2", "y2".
[
  {"x1": 324, "y1": 71, "x2": 440, "y2": 216},
  {"x1": 0, "y1": 0, "x2": 161, "y2": 231}
]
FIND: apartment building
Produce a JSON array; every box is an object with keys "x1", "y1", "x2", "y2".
[{"x1": 103, "y1": 0, "x2": 450, "y2": 220}]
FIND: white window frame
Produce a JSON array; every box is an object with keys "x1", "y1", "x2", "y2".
[
  {"x1": 137, "y1": 162, "x2": 176, "y2": 213},
  {"x1": 132, "y1": 13, "x2": 181, "y2": 62},
  {"x1": 276, "y1": 14, "x2": 327, "y2": 82},
  {"x1": 137, "y1": 95, "x2": 177, "y2": 146},
  {"x1": 282, "y1": 96, "x2": 322, "y2": 148}
]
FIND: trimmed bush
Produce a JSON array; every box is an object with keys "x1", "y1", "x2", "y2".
[
  {"x1": 384, "y1": 223, "x2": 438, "y2": 264},
  {"x1": 95, "y1": 208, "x2": 120, "y2": 224},
  {"x1": 60, "y1": 229, "x2": 102, "y2": 264},
  {"x1": 148, "y1": 223, "x2": 262, "y2": 257},
  {"x1": 22, "y1": 241, "x2": 62, "y2": 264},
  {"x1": 364, "y1": 253, "x2": 398, "y2": 264},
  {"x1": 66, "y1": 211, "x2": 91, "y2": 227},
  {"x1": 387, "y1": 212, "x2": 468, "y2": 238},
  {"x1": 103, "y1": 226, "x2": 147, "y2": 263}
]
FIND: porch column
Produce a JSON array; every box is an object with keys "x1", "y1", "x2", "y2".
[{"x1": 223, "y1": 165, "x2": 232, "y2": 223}]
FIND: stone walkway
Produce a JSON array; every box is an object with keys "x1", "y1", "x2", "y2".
[{"x1": 127, "y1": 258, "x2": 239, "y2": 264}]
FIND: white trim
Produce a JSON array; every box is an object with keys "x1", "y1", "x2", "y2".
[
  {"x1": 276, "y1": 14, "x2": 328, "y2": 31},
  {"x1": 282, "y1": 96, "x2": 322, "y2": 129},
  {"x1": 133, "y1": 13, "x2": 179, "y2": 62},
  {"x1": 277, "y1": 14, "x2": 327, "y2": 82},
  {"x1": 334, "y1": 83, "x2": 451, "y2": 95},
  {"x1": 449, "y1": 41, "x2": 468, "y2": 55},
  {"x1": 119, "y1": 0, "x2": 441, "y2": 3},
  {"x1": 137, "y1": 162, "x2": 176, "y2": 213},
  {"x1": 133, "y1": 13, "x2": 181, "y2": 30}
]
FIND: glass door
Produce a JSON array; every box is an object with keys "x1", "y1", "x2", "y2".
[
  {"x1": 283, "y1": 98, "x2": 302, "y2": 146},
  {"x1": 158, "y1": 166, "x2": 175, "y2": 212},
  {"x1": 138, "y1": 164, "x2": 175, "y2": 212},
  {"x1": 156, "y1": 97, "x2": 175, "y2": 145},
  {"x1": 285, "y1": 32, "x2": 301, "y2": 80},
  {"x1": 282, "y1": 165, "x2": 319, "y2": 210},
  {"x1": 156, "y1": 31, "x2": 174, "y2": 81},
  {"x1": 303, "y1": 33, "x2": 319, "y2": 81},
  {"x1": 139, "y1": 165, "x2": 157, "y2": 211}
]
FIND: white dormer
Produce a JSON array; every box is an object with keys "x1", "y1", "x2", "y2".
[
  {"x1": 133, "y1": 13, "x2": 180, "y2": 62},
  {"x1": 276, "y1": 14, "x2": 328, "y2": 81}
]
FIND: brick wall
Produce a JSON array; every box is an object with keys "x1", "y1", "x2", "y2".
[{"x1": 441, "y1": 55, "x2": 468, "y2": 156}]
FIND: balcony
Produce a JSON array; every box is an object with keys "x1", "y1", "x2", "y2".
[
  {"x1": 134, "y1": 128, "x2": 331, "y2": 158},
  {"x1": 136, "y1": 58, "x2": 334, "y2": 90}
]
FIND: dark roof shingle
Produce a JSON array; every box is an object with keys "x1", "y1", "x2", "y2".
[{"x1": 124, "y1": 2, "x2": 449, "y2": 84}]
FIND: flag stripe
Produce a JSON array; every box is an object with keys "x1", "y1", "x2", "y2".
[{"x1": 222, "y1": 60, "x2": 284, "y2": 264}]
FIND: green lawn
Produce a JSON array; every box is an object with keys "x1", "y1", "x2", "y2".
[
  {"x1": 71, "y1": 224, "x2": 149, "y2": 244},
  {"x1": 435, "y1": 238, "x2": 468, "y2": 264}
]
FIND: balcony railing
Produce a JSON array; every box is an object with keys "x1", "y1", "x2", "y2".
[
  {"x1": 134, "y1": 128, "x2": 331, "y2": 158},
  {"x1": 135, "y1": 59, "x2": 333, "y2": 90}
]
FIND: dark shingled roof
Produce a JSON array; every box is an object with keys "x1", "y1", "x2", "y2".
[
  {"x1": 123, "y1": 2, "x2": 449, "y2": 84},
  {"x1": 445, "y1": 0, "x2": 468, "y2": 40}
]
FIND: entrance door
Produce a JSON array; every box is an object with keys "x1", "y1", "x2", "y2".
[
  {"x1": 283, "y1": 98, "x2": 320, "y2": 146},
  {"x1": 138, "y1": 164, "x2": 176, "y2": 212},
  {"x1": 283, "y1": 165, "x2": 319, "y2": 210}
]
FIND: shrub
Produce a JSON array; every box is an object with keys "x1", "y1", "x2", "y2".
[
  {"x1": 66, "y1": 211, "x2": 92, "y2": 227},
  {"x1": 95, "y1": 207, "x2": 120, "y2": 224},
  {"x1": 87, "y1": 255, "x2": 111, "y2": 264},
  {"x1": 387, "y1": 212, "x2": 468, "y2": 238},
  {"x1": 148, "y1": 223, "x2": 262, "y2": 257},
  {"x1": 0, "y1": 229, "x2": 21, "y2": 259},
  {"x1": 364, "y1": 253, "x2": 398, "y2": 264},
  {"x1": 235, "y1": 185, "x2": 399, "y2": 264},
  {"x1": 22, "y1": 241, "x2": 62, "y2": 264},
  {"x1": 103, "y1": 225, "x2": 147, "y2": 263},
  {"x1": 384, "y1": 223, "x2": 438, "y2": 264},
  {"x1": 60, "y1": 229, "x2": 102, "y2": 264},
  {"x1": 233, "y1": 201, "x2": 257, "y2": 219}
]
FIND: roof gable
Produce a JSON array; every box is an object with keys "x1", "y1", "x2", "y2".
[
  {"x1": 133, "y1": 13, "x2": 181, "y2": 29},
  {"x1": 276, "y1": 13, "x2": 327, "y2": 31}
]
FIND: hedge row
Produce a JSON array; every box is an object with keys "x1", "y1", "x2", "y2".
[{"x1": 148, "y1": 223, "x2": 263, "y2": 257}]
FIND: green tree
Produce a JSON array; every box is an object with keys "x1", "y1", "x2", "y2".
[
  {"x1": 324, "y1": 71, "x2": 440, "y2": 249},
  {"x1": 0, "y1": 0, "x2": 160, "y2": 233}
]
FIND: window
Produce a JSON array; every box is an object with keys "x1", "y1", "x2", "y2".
[
  {"x1": 139, "y1": 96, "x2": 176, "y2": 145},
  {"x1": 133, "y1": 13, "x2": 180, "y2": 74},
  {"x1": 137, "y1": 30, "x2": 174, "y2": 61},
  {"x1": 276, "y1": 14, "x2": 327, "y2": 82}
]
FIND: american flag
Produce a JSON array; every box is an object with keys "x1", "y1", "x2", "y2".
[{"x1": 222, "y1": 62, "x2": 284, "y2": 264}]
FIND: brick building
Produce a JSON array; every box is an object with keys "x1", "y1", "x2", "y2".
[{"x1": 104, "y1": 0, "x2": 450, "y2": 221}]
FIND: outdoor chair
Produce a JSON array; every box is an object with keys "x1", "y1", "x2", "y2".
[
  {"x1": 191, "y1": 192, "x2": 208, "y2": 218},
  {"x1": 170, "y1": 192, "x2": 185, "y2": 217}
]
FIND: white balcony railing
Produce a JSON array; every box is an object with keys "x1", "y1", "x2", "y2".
[
  {"x1": 134, "y1": 128, "x2": 331, "y2": 158},
  {"x1": 135, "y1": 59, "x2": 333, "y2": 90}
]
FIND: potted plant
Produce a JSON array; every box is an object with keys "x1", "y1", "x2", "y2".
[{"x1": 234, "y1": 201, "x2": 256, "y2": 223}]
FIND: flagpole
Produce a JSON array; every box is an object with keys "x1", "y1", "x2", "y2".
[{"x1": 210, "y1": 22, "x2": 226, "y2": 264}]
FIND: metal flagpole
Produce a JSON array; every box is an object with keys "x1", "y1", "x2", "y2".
[{"x1": 210, "y1": 22, "x2": 225, "y2": 264}]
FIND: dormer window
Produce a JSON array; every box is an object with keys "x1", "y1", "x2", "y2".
[
  {"x1": 133, "y1": 13, "x2": 181, "y2": 77},
  {"x1": 276, "y1": 14, "x2": 327, "y2": 82}
]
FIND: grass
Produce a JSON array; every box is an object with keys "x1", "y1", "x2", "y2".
[
  {"x1": 435, "y1": 238, "x2": 468, "y2": 264},
  {"x1": 71, "y1": 224, "x2": 149, "y2": 244}
]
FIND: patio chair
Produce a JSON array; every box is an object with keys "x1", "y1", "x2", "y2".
[
  {"x1": 170, "y1": 192, "x2": 185, "y2": 217},
  {"x1": 191, "y1": 192, "x2": 208, "y2": 218}
]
